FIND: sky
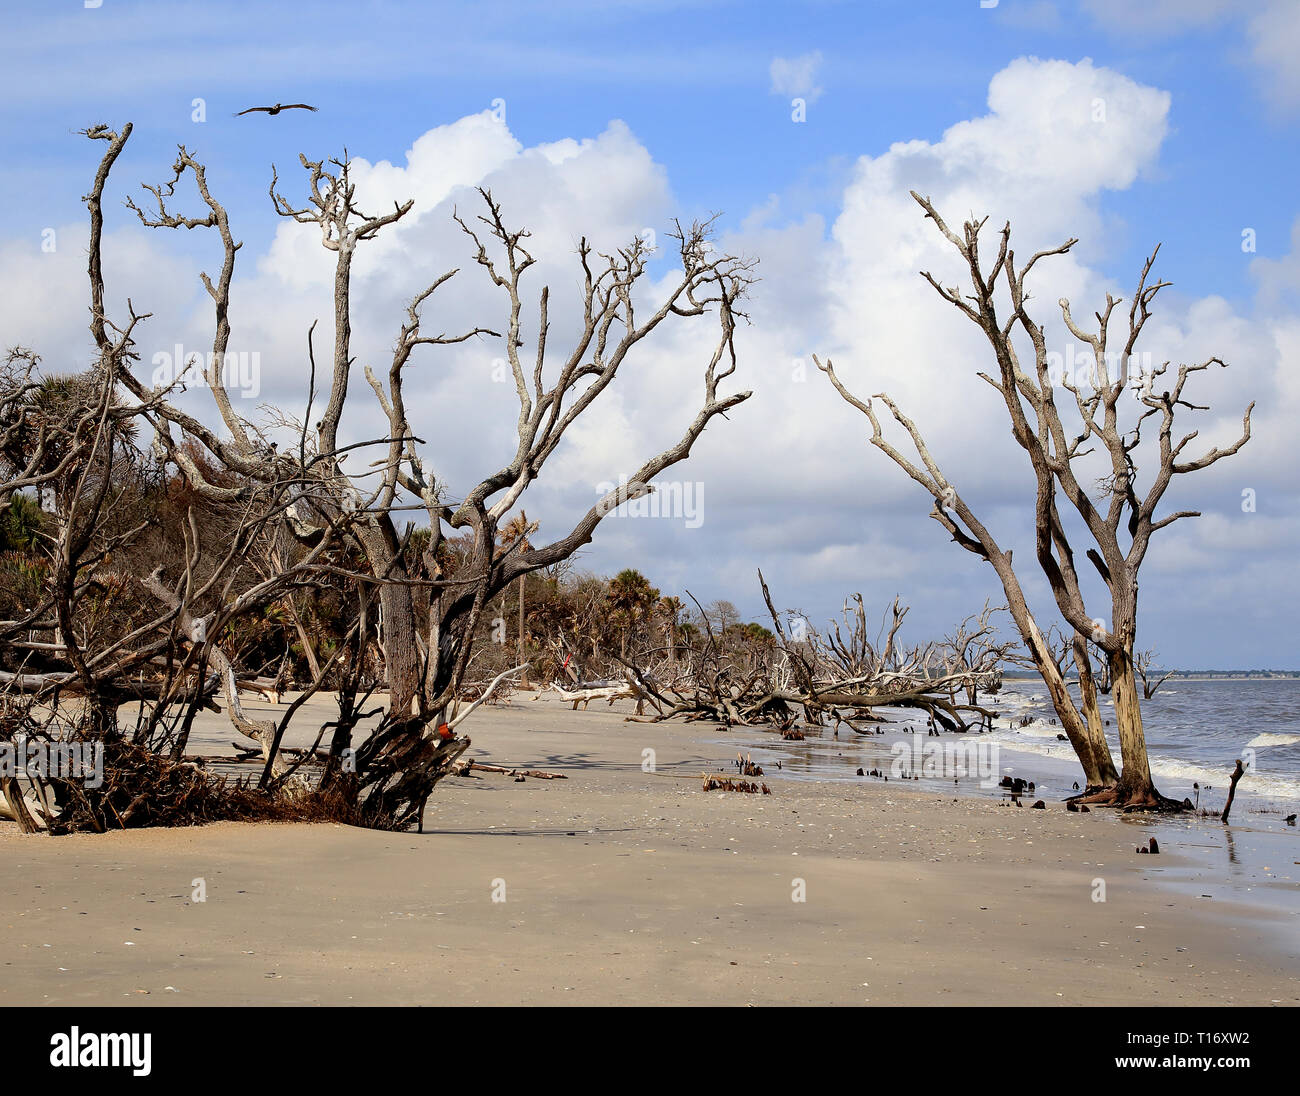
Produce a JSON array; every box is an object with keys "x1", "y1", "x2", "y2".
[{"x1": 1, "y1": 0, "x2": 1297, "y2": 669}]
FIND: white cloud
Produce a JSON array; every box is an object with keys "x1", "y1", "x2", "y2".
[
  {"x1": 1080, "y1": 0, "x2": 1238, "y2": 35},
  {"x1": 0, "y1": 225, "x2": 206, "y2": 375},
  {"x1": 1082, "y1": 0, "x2": 1300, "y2": 111},
  {"x1": 818, "y1": 57, "x2": 1172, "y2": 490},
  {"x1": 769, "y1": 51, "x2": 824, "y2": 103},
  {"x1": 997, "y1": 2, "x2": 1065, "y2": 32},
  {"x1": 1244, "y1": 0, "x2": 1300, "y2": 110},
  {"x1": 2, "y1": 55, "x2": 1296, "y2": 665}
]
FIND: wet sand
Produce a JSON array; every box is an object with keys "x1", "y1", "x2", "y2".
[{"x1": 1, "y1": 691, "x2": 1295, "y2": 1006}]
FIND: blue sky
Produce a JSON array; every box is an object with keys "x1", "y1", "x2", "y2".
[
  {"x1": 2, "y1": 0, "x2": 1297, "y2": 668},
  {"x1": 3, "y1": 0, "x2": 1295, "y2": 304}
]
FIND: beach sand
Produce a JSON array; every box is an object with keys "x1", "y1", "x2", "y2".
[{"x1": 1, "y1": 691, "x2": 1295, "y2": 1006}]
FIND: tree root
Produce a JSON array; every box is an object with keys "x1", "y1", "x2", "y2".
[
  {"x1": 1076, "y1": 783, "x2": 1191, "y2": 813},
  {"x1": 37, "y1": 737, "x2": 341, "y2": 833}
]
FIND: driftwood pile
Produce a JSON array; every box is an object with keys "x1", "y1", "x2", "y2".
[{"x1": 614, "y1": 574, "x2": 1006, "y2": 739}]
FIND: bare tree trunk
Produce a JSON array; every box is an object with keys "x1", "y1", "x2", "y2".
[
  {"x1": 354, "y1": 524, "x2": 422, "y2": 718},
  {"x1": 992, "y1": 555, "x2": 1114, "y2": 790},
  {"x1": 1101, "y1": 646, "x2": 1160, "y2": 807},
  {"x1": 1073, "y1": 633, "x2": 1119, "y2": 788},
  {"x1": 1028, "y1": 627, "x2": 1105, "y2": 789}
]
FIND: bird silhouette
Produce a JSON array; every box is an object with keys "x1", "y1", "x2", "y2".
[{"x1": 234, "y1": 103, "x2": 318, "y2": 117}]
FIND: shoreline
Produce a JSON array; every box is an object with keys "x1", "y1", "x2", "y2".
[
  {"x1": 1, "y1": 691, "x2": 1296, "y2": 1006},
  {"x1": 710, "y1": 694, "x2": 1300, "y2": 935},
  {"x1": 1000, "y1": 674, "x2": 1300, "y2": 682}
]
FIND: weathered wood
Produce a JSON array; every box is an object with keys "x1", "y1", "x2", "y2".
[
  {"x1": 0, "y1": 777, "x2": 46, "y2": 832},
  {"x1": 1220, "y1": 759, "x2": 1245, "y2": 823},
  {"x1": 462, "y1": 761, "x2": 567, "y2": 780},
  {"x1": 547, "y1": 676, "x2": 659, "y2": 716},
  {"x1": 817, "y1": 194, "x2": 1251, "y2": 809}
]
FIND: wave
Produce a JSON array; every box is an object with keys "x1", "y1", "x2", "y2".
[
  {"x1": 988, "y1": 732, "x2": 1300, "y2": 803},
  {"x1": 1246, "y1": 732, "x2": 1300, "y2": 748},
  {"x1": 1147, "y1": 755, "x2": 1300, "y2": 802},
  {"x1": 1001, "y1": 719, "x2": 1066, "y2": 740}
]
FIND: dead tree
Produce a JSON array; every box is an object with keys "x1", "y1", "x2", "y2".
[
  {"x1": 939, "y1": 602, "x2": 1016, "y2": 707},
  {"x1": 1134, "y1": 648, "x2": 1175, "y2": 700},
  {"x1": 0, "y1": 351, "x2": 336, "y2": 830},
  {"x1": 819, "y1": 193, "x2": 1251, "y2": 809},
  {"x1": 762, "y1": 575, "x2": 1000, "y2": 732},
  {"x1": 75, "y1": 122, "x2": 752, "y2": 830},
  {"x1": 622, "y1": 572, "x2": 1003, "y2": 731}
]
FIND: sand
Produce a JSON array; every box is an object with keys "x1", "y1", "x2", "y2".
[{"x1": 1, "y1": 691, "x2": 1296, "y2": 1006}]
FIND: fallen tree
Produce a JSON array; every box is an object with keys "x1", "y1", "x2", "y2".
[{"x1": 618, "y1": 574, "x2": 1005, "y2": 732}]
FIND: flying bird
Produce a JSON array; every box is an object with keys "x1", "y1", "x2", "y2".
[{"x1": 234, "y1": 103, "x2": 318, "y2": 116}]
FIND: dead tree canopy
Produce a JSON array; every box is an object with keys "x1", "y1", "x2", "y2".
[
  {"x1": 818, "y1": 192, "x2": 1251, "y2": 810},
  {"x1": 0, "y1": 120, "x2": 755, "y2": 833},
  {"x1": 1134, "y1": 649, "x2": 1175, "y2": 700}
]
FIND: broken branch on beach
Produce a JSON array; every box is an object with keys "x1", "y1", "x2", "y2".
[
  {"x1": 1220, "y1": 759, "x2": 1245, "y2": 823},
  {"x1": 453, "y1": 760, "x2": 567, "y2": 780}
]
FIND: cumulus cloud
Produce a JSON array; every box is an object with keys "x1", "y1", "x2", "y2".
[
  {"x1": 815, "y1": 56, "x2": 1173, "y2": 502},
  {"x1": 1, "y1": 55, "x2": 1294, "y2": 665}
]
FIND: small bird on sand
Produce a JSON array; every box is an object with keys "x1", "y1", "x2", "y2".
[{"x1": 234, "y1": 103, "x2": 318, "y2": 116}]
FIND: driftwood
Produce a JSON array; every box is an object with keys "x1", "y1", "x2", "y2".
[
  {"x1": 620, "y1": 574, "x2": 1003, "y2": 735},
  {"x1": 547, "y1": 672, "x2": 661, "y2": 716},
  {"x1": 1220, "y1": 759, "x2": 1245, "y2": 823},
  {"x1": 236, "y1": 676, "x2": 286, "y2": 704},
  {"x1": 457, "y1": 760, "x2": 567, "y2": 780},
  {"x1": 548, "y1": 681, "x2": 629, "y2": 708},
  {"x1": 0, "y1": 776, "x2": 47, "y2": 832}
]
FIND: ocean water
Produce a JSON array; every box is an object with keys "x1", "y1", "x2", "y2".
[
  {"x1": 988, "y1": 678, "x2": 1300, "y2": 812},
  {"x1": 715, "y1": 677, "x2": 1300, "y2": 922},
  {"x1": 722, "y1": 678, "x2": 1300, "y2": 812}
]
